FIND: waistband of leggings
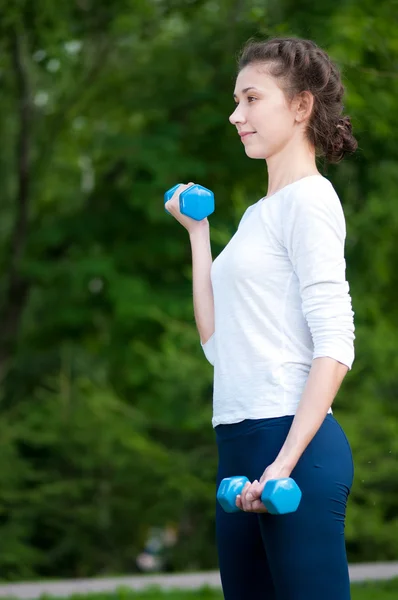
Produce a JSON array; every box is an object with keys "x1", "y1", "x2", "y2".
[
  {"x1": 215, "y1": 413, "x2": 336, "y2": 441},
  {"x1": 214, "y1": 415, "x2": 294, "y2": 440}
]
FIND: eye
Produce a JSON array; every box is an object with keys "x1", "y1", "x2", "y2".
[{"x1": 233, "y1": 96, "x2": 257, "y2": 106}]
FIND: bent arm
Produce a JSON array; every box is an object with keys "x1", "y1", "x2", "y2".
[
  {"x1": 275, "y1": 187, "x2": 355, "y2": 472},
  {"x1": 275, "y1": 357, "x2": 348, "y2": 472}
]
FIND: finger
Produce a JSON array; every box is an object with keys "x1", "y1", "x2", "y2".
[
  {"x1": 166, "y1": 185, "x2": 185, "y2": 213},
  {"x1": 243, "y1": 481, "x2": 262, "y2": 512},
  {"x1": 254, "y1": 479, "x2": 266, "y2": 497},
  {"x1": 245, "y1": 480, "x2": 260, "y2": 503},
  {"x1": 251, "y1": 499, "x2": 268, "y2": 513},
  {"x1": 166, "y1": 183, "x2": 195, "y2": 216},
  {"x1": 243, "y1": 484, "x2": 260, "y2": 511},
  {"x1": 250, "y1": 481, "x2": 268, "y2": 513},
  {"x1": 240, "y1": 481, "x2": 251, "y2": 511},
  {"x1": 250, "y1": 479, "x2": 260, "y2": 495},
  {"x1": 177, "y1": 182, "x2": 195, "y2": 196}
]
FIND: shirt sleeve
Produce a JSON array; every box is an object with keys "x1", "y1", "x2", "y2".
[
  {"x1": 200, "y1": 333, "x2": 215, "y2": 366},
  {"x1": 283, "y1": 184, "x2": 355, "y2": 369}
]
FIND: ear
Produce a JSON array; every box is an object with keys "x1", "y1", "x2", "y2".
[{"x1": 295, "y1": 91, "x2": 314, "y2": 123}]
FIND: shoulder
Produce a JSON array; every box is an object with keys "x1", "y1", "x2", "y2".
[
  {"x1": 282, "y1": 176, "x2": 347, "y2": 247},
  {"x1": 283, "y1": 175, "x2": 343, "y2": 215},
  {"x1": 283, "y1": 176, "x2": 345, "y2": 229}
]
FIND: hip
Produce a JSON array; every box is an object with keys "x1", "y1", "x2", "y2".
[{"x1": 215, "y1": 413, "x2": 354, "y2": 492}]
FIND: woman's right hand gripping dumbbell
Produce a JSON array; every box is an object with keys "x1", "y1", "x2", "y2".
[{"x1": 164, "y1": 182, "x2": 211, "y2": 235}]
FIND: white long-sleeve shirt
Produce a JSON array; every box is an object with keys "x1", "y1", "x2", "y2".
[{"x1": 201, "y1": 175, "x2": 355, "y2": 428}]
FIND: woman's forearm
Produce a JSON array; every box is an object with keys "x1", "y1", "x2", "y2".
[
  {"x1": 189, "y1": 222, "x2": 215, "y2": 344},
  {"x1": 275, "y1": 357, "x2": 348, "y2": 473}
]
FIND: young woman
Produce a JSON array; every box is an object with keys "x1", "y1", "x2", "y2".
[{"x1": 165, "y1": 37, "x2": 357, "y2": 600}]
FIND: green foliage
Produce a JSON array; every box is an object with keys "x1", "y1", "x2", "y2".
[{"x1": 0, "y1": 0, "x2": 397, "y2": 580}]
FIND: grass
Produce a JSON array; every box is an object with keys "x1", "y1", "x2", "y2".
[
  {"x1": 351, "y1": 578, "x2": 398, "y2": 599},
  {"x1": 14, "y1": 578, "x2": 397, "y2": 600}
]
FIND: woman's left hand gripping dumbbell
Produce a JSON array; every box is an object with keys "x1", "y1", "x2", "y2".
[{"x1": 236, "y1": 462, "x2": 293, "y2": 513}]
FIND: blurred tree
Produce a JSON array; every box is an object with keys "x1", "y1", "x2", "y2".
[{"x1": 0, "y1": 0, "x2": 397, "y2": 579}]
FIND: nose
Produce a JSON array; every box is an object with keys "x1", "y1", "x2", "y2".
[{"x1": 229, "y1": 104, "x2": 246, "y2": 126}]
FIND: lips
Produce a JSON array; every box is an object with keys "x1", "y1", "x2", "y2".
[{"x1": 239, "y1": 131, "x2": 256, "y2": 138}]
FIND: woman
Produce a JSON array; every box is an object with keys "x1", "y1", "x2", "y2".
[{"x1": 165, "y1": 37, "x2": 357, "y2": 599}]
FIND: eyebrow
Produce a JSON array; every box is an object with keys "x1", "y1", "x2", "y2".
[{"x1": 233, "y1": 86, "x2": 260, "y2": 99}]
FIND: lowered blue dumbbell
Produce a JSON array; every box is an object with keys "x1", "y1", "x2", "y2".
[
  {"x1": 164, "y1": 183, "x2": 215, "y2": 221},
  {"x1": 217, "y1": 476, "x2": 302, "y2": 515}
]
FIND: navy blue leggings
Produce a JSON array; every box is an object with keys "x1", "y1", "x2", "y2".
[{"x1": 215, "y1": 414, "x2": 354, "y2": 600}]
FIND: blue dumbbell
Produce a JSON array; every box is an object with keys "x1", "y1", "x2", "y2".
[
  {"x1": 164, "y1": 183, "x2": 215, "y2": 221},
  {"x1": 217, "y1": 476, "x2": 302, "y2": 515}
]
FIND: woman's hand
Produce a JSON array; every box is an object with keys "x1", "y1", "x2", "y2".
[
  {"x1": 165, "y1": 182, "x2": 209, "y2": 234},
  {"x1": 236, "y1": 462, "x2": 292, "y2": 514}
]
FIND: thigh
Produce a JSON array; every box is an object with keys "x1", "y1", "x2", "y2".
[
  {"x1": 215, "y1": 423, "x2": 277, "y2": 600},
  {"x1": 259, "y1": 415, "x2": 354, "y2": 600},
  {"x1": 216, "y1": 501, "x2": 275, "y2": 600}
]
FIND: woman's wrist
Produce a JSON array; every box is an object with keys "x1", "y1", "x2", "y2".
[
  {"x1": 272, "y1": 451, "x2": 296, "y2": 476},
  {"x1": 189, "y1": 219, "x2": 210, "y2": 239}
]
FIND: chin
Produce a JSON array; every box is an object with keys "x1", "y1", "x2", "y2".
[{"x1": 245, "y1": 147, "x2": 267, "y2": 160}]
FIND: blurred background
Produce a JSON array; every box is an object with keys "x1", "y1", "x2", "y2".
[{"x1": 0, "y1": 0, "x2": 397, "y2": 583}]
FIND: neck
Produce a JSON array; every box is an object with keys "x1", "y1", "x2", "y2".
[{"x1": 265, "y1": 137, "x2": 320, "y2": 198}]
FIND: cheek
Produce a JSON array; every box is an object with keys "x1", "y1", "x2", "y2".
[
  {"x1": 245, "y1": 105, "x2": 294, "y2": 159},
  {"x1": 257, "y1": 103, "x2": 294, "y2": 140}
]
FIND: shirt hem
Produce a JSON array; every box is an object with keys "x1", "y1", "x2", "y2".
[{"x1": 212, "y1": 405, "x2": 333, "y2": 428}]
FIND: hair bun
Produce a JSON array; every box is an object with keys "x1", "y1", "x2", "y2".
[
  {"x1": 336, "y1": 116, "x2": 353, "y2": 134},
  {"x1": 328, "y1": 115, "x2": 357, "y2": 163}
]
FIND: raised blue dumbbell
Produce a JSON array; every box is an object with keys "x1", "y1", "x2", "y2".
[
  {"x1": 164, "y1": 183, "x2": 215, "y2": 221},
  {"x1": 217, "y1": 476, "x2": 302, "y2": 515}
]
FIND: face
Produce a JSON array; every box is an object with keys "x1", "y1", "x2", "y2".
[{"x1": 230, "y1": 64, "x2": 301, "y2": 160}]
